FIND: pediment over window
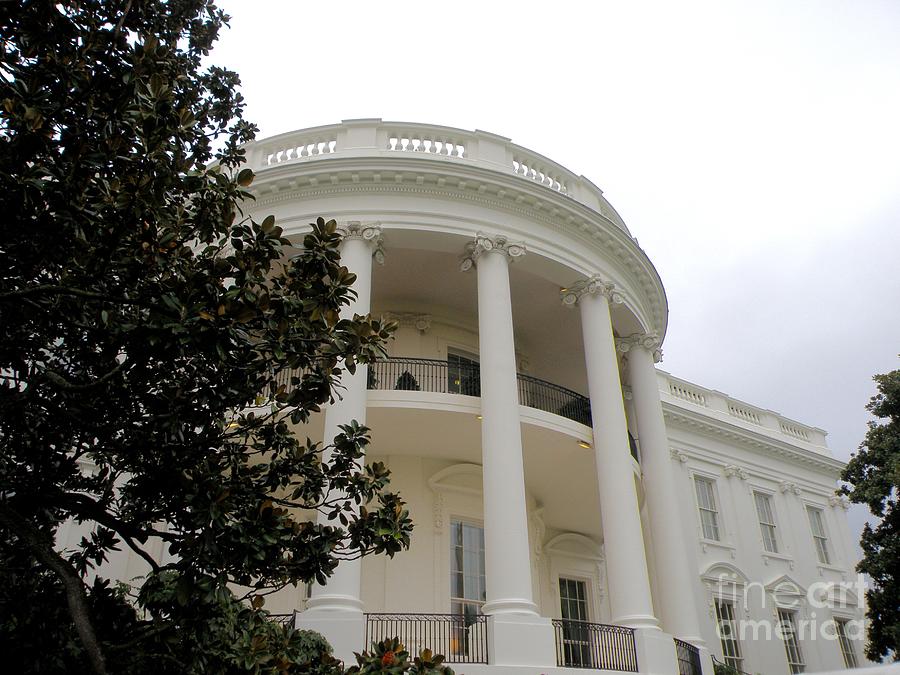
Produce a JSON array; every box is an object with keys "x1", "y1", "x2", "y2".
[
  {"x1": 545, "y1": 533, "x2": 603, "y2": 561},
  {"x1": 765, "y1": 574, "x2": 807, "y2": 607},
  {"x1": 701, "y1": 562, "x2": 750, "y2": 586},
  {"x1": 427, "y1": 463, "x2": 483, "y2": 496}
]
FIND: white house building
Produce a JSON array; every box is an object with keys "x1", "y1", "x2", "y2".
[{"x1": 60, "y1": 119, "x2": 868, "y2": 675}]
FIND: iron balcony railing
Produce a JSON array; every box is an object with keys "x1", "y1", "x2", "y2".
[
  {"x1": 368, "y1": 357, "x2": 592, "y2": 426},
  {"x1": 267, "y1": 612, "x2": 296, "y2": 629},
  {"x1": 364, "y1": 613, "x2": 488, "y2": 664},
  {"x1": 674, "y1": 638, "x2": 702, "y2": 675},
  {"x1": 551, "y1": 619, "x2": 638, "y2": 671}
]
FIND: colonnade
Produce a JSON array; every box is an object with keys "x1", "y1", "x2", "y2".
[{"x1": 300, "y1": 226, "x2": 705, "y2": 666}]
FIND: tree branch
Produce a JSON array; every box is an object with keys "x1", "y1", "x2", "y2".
[{"x1": 0, "y1": 505, "x2": 109, "y2": 675}]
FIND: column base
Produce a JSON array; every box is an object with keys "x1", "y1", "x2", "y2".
[
  {"x1": 488, "y1": 614, "x2": 555, "y2": 667},
  {"x1": 633, "y1": 627, "x2": 680, "y2": 675},
  {"x1": 697, "y1": 645, "x2": 715, "y2": 675},
  {"x1": 616, "y1": 613, "x2": 661, "y2": 630},
  {"x1": 482, "y1": 597, "x2": 539, "y2": 615},
  {"x1": 297, "y1": 606, "x2": 365, "y2": 666}
]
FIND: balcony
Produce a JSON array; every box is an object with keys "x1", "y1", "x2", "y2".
[
  {"x1": 674, "y1": 638, "x2": 702, "y2": 675},
  {"x1": 368, "y1": 357, "x2": 592, "y2": 427},
  {"x1": 551, "y1": 619, "x2": 638, "y2": 671},
  {"x1": 364, "y1": 613, "x2": 488, "y2": 665}
]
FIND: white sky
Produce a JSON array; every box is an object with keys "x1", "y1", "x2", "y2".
[{"x1": 211, "y1": 0, "x2": 900, "y2": 545}]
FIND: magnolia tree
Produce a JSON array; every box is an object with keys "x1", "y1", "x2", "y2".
[
  {"x1": 0, "y1": 2, "x2": 415, "y2": 673},
  {"x1": 841, "y1": 368, "x2": 900, "y2": 662}
]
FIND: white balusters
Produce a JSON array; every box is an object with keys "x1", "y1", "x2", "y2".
[
  {"x1": 387, "y1": 131, "x2": 467, "y2": 158},
  {"x1": 728, "y1": 403, "x2": 762, "y2": 425},
  {"x1": 261, "y1": 136, "x2": 338, "y2": 167},
  {"x1": 512, "y1": 155, "x2": 569, "y2": 194},
  {"x1": 668, "y1": 381, "x2": 707, "y2": 407},
  {"x1": 780, "y1": 422, "x2": 811, "y2": 441}
]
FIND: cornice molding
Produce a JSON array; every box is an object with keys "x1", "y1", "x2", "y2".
[
  {"x1": 247, "y1": 166, "x2": 667, "y2": 335},
  {"x1": 662, "y1": 402, "x2": 845, "y2": 476}
]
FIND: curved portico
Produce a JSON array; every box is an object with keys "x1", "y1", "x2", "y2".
[{"x1": 248, "y1": 120, "x2": 709, "y2": 674}]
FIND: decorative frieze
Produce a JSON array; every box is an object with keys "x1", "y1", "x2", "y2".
[
  {"x1": 459, "y1": 233, "x2": 526, "y2": 271},
  {"x1": 560, "y1": 275, "x2": 623, "y2": 307},
  {"x1": 432, "y1": 491, "x2": 444, "y2": 531},
  {"x1": 339, "y1": 221, "x2": 385, "y2": 263},
  {"x1": 723, "y1": 465, "x2": 749, "y2": 480},
  {"x1": 829, "y1": 495, "x2": 851, "y2": 510},
  {"x1": 383, "y1": 312, "x2": 432, "y2": 333},
  {"x1": 779, "y1": 481, "x2": 802, "y2": 495},
  {"x1": 615, "y1": 332, "x2": 663, "y2": 363},
  {"x1": 670, "y1": 448, "x2": 689, "y2": 464}
]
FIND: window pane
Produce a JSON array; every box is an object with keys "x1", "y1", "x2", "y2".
[
  {"x1": 715, "y1": 599, "x2": 742, "y2": 671},
  {"x1": 778, "y1": 610, "x2": 805, "y2": 673},
  {"x1": 807, "y1": 507, "x2": 831, "y2": 564},
  {"x1": 835, "y1": 619, "x2": 858, "y2": 668},
  {"x1": 450, "y1": 520, "x2": 486, "y2": 610}
]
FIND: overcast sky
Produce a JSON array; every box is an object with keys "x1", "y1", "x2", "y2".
[{"x1": 211, "y1": 1, "x2": 900, "y2": 546}]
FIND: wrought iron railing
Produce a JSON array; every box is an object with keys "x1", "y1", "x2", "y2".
[
  {"x1": 551, "y1": 619, "x2": 638, "y2": 671},
  {"x1": 267, "y1": 612, "x2": 296, "y2": 629},
  {"x1": 364, "y1": 613, "x2": 488, "y2": 664},
  {"x1": 368, "y1": 357, "x2": 592, "y2": 426},
  {"x1": 712, "y1": 655, "x2": 752, "y2": 675},
  {"x1": 675, "y1": 638, "x2": 702, "y2": 675}
]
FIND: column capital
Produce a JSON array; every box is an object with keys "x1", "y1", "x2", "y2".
[
  {"x1": 459, "y1": 232, "x2": 526, "y2": 271},
  {"x1": 339, "y1": 221, "x2": 385, "y2": 264},
  {"x1": 560, "y1": 275, "x2": 623, "y2": 307},
  {"x1": 615, "y1": 332, "x2": 663, "y2": 363}
]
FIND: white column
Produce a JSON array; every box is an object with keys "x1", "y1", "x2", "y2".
[
  {"x1": 300, "y1": 222, "x2": 382, "y2": 660},
  {"x1": 619, "y1": 334, "x2": 705, "y2": 644},
  {"x1": 461, "y1": 234, "x2": 536, "y2": 616},
  {"x1": 461, "y1": 234, "x2": 555, "y2": 668},
  {"x1": 562, "y1": 277, "x2": 658, "y2": 630}
]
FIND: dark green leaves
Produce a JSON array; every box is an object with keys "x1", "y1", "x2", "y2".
[
  {"x1": 841, "y1": 368, "x2": 900, "y2": 661},
  {"x1": 0, "y1": 2, "x2": 407, "y2": 673}
]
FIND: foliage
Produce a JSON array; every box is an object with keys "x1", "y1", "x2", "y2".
[
  {"x1": 841, "y1": 367, "x2": 900, "y2": 662},
  {"x1": 347, "y1": 639, "x2": 454, "y2": 675},
  {"x1": 394, "y1": 371, "x2": 420, "y2": 392},
  {"x1": 712, "y1": 661, "x2": 742, "y2": 675},
  {"x1": 0, "y1": 1, "x2": 411, "y2": 673}
]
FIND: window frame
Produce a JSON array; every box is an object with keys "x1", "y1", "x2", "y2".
[
  {"x1": 777, "y1": 608, "x2": 805, "y2": 674},
  {"x1": 449, "y1": 518, "x2": 486, "y2": 617},
  {"x1": 557, "y1": 576, "x2": 593, "y2": 668},
  {"x1": 833, "y1": 617, "x2": 859, "y2": 669},
  {"x1": 806, "y1": 505, "x2": 832, "y2": 565},
  {"x1": 753, "y1": 490, "x2": 780, "y2": 554},
  {"x1": 446, "y1": 348, "x2": 480, "y2": 397},
  {"x1": 693, "y1": 474, "x2": 722, "y2": 542},
  {"x1": 714, "y1": 597, "x2": 743, "y2": 672}
]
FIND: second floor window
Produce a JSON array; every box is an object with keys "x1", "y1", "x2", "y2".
[
  {"x1": 694, "y1": 476, "x2": 721, "y2": 541},
  {"x1": 753, "y1": 491, "x2": 779, "y2": 553},
  {"x1": 807, "y1": 506, "x2": 831, "y2": 565},
  {"x1": 447, "y1": 351, "x2": 480, "y2": 396}
]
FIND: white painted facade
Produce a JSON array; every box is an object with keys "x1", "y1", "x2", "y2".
[{"x1": 60, "y1": 120, "x2": 870, "y2": 675}]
